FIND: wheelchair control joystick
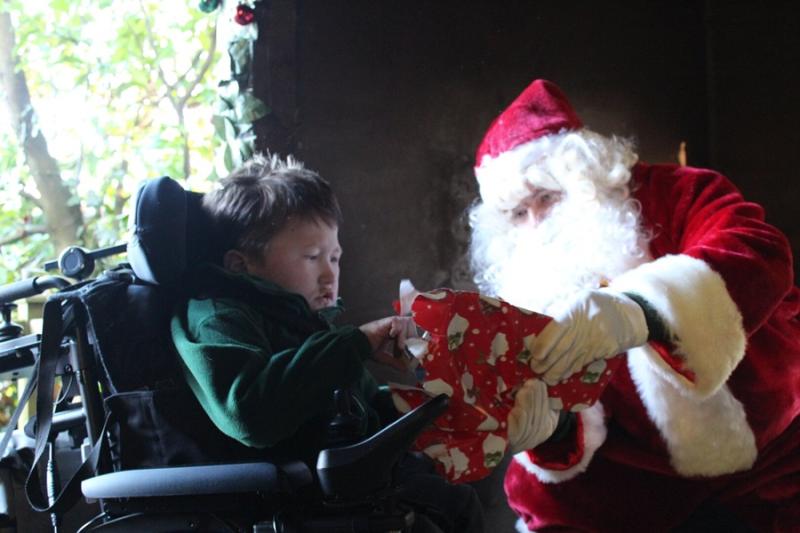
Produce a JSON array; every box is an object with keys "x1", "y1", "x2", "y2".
[
  {"x1": 326, "y1": 389, "x2": 363, "y2": 447},
  {"x1": 0, "y1": 303, "x2": 23, "y2": 342}
]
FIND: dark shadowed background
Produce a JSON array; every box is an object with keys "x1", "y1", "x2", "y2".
[{"x1": 251, "y1": 0, "x2": 799, "y2": 325}]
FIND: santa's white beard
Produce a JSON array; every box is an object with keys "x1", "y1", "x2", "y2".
[{"x1": 470, "y1": 194, "x2": 650, "y2": 314}]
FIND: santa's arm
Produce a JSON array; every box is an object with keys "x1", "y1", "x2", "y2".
[
  {"x1": 603, "y1": 165, "x2": 793, "y2": 476},
  {"x1": 610, "y1": 165, "x2": 794, "y2": 397}
]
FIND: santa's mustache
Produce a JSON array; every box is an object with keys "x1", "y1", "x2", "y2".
[{"x1": 469, "y1": 194, "x2": 650, "y2": 314}]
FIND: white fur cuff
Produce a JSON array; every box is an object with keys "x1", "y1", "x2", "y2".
[
  {"x1": 513, "y1": 402, "x2": 606, "y2": 483},
  {"x1": 627, "y1": 346, "x2": 757, "y2": 476},
  {"x1": 609, "y1": 254, "x2": 746, "y2": 398}
]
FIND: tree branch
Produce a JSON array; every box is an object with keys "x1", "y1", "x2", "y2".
[
  {"x1": 137, "y1": 0, "x2": 180, "y2": 110},
  {"x1": 20, "y1": 191, "x2": 42, "y2": 210},
  {"x1": 112, "y1": 160, "x2": 128, "y2": 215},
  {"x1": 179, "y1": 22, "x2": 217, "y2": 180},
  {"x1": 178, "y1": 22, "x2": 217, "y2": 110},
  {"x1": 135, "y1": 2, "x2": 217, "y2": 180},
  {"x1": 0, "y1": 11, "x2": 83, "y2": 251},
  {"x1": 0, "y1": 225, "x2": 47, "y2": 247}
]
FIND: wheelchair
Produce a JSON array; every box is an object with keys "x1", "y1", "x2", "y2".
[{"x1": 1, "y1": 176, "x2": 449, "y2": 532}]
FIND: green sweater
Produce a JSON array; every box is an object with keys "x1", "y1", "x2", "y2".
[{"x1": 170, "y1": 264, "x2": 393, "y2": 463}]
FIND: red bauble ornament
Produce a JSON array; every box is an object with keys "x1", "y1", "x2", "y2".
[{"x1": 234, "y1": 4, "x2": 255, "y2": 25}]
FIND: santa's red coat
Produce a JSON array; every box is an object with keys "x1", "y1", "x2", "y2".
[{"x1": 506, "y1": 163, "x2": 800, "y2": 532}]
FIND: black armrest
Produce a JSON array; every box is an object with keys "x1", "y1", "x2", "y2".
[
  {"x1": 316, "y1": 393, "x2": 448, "y2": 500},
  {"x1": 81, "y1": 460, "x2": 313, "y2": 499}
]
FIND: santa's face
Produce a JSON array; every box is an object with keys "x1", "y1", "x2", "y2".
[
  {"x1": 505, "y1": 183, "x2": 564, "y2": 227},
  {"x1": 469, "y1": 176, "x2": 649, "y2": 314}
]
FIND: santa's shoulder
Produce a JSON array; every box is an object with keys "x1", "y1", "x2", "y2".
[{"x1": 631, "y1": 162, "x2": 741, "y2": 198}]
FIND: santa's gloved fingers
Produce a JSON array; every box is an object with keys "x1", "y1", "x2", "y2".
[
  {"x1": 529, "y1": 377, "x2": 549, "y2": 405},
  {"x1": 528, "y1": 320, "x2": 571, "y2": 362},
  {"x1": 530, "y1": 330, "x2": 578, "y2": 366},
  {"x1": 522, "y1": 377, "x2": 548, "y2": 404},
  {"x1": 532, "y1": 292, "x2": 649, "y2": 383},
  {"x1": 530, "y1": 331, "x2": 581, "y2": 380},
  {"x1": 535, "y1": 354, "x2": 575, "y2": 384},
  {"x1": 529, "y1": 331, "x2": 582, "y2": 384},
  {"x1": 531, "y1": 352, "x2": 568, "y2": 384},
  {"x1": 537, "y1": 335, "x2": 619, "y2": 383},
  {"x1": 509, "y1": 380, "x2": 546, "y2": 424},
  {"x1": 508, "y1": 379, "x2": 559, "y2": 453},
  {"x1": 508, "y1": 382, "x2": 536, "y2": 434},
  {"x1": 539, "y1": 354, "x2": 584, "y2": 385}
]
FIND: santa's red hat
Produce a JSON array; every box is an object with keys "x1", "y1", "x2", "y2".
[
  {"x1": 475, "y1": 80, "x2": 582, "y2": 168},
  {"x1": 474, "y1": 80, "x2": 585, "y2": 206}
]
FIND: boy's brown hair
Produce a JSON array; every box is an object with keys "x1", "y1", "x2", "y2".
[{"x1": 203, "y1": 153, "x2": 342, "y2": 261}]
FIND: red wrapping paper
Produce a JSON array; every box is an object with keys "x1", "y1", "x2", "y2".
[{"x1": 390, "y1": 288, "x2": 623, "y2": 483}]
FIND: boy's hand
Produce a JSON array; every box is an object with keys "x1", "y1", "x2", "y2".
[
  {"x1": 359, "y1": 316, "x2": 416, "y2": 371},
  {"x1": 359, "y1": 316, "x2": 415, "y2": 351}
]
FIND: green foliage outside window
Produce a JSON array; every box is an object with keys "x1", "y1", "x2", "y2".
[
  {"x1": 0, "y1": 0, "x2": 230, "y2": 426},
  {"x1": 0, "y1": 0, "x2": 222, "y2": 284}
]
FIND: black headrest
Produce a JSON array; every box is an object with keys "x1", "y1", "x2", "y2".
[{"x1": 128, "y1": 177, "x2": 210, "y2": 286}]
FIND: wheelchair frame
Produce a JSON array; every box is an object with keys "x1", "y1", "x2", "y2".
[{"x1": 1, "y1": 179, "x2": 451, "y2": 533}]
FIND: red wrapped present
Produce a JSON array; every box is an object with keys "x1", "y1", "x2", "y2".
[{"x1": 390, "y1": 288, "x2": 623, "y2": 482}]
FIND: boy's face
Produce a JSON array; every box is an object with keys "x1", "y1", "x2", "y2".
[{"x1": 242, "y1": 218, "x2": 341, "y2": 311}]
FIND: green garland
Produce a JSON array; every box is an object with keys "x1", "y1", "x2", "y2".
[{"x1": 201, "y1": 0, "x2": 270, "y2": 174}]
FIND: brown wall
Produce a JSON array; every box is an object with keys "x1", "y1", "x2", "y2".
[
  {"x1": 254, "y1": 0, "x2": 799, "y2": 324},
  {"x1": 704, "y1": 1, "x2": 800, "y2": 277}
]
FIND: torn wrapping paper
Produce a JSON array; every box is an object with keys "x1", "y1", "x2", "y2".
[{"x1": 389, "y1": 288, "x2": 623, "y2": 483}]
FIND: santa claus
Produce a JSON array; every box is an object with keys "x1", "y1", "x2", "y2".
[{"x1": 469, "y1": 79, "x2": 800, "y2": 532}]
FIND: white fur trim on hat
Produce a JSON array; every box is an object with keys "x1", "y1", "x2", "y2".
[
  {"x1": 475, "y1": 137, "x2": 564, "y2": 208},
  {"x1": 475, "y1": 129, "x2": 637, "y2": 210},
  {"x1": 609, "y1": 254, "x2": 746, "y2": 398},
  {"x1": 512, "y1": 401, "x2": 606, "y2": 484},
  {"x1": 627, "y1": 345, "x2": 757, "y2": 476}
]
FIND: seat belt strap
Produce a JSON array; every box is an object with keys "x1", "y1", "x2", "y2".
[{"x1": 24, "y1": 296, "x2": 110, "y2": 514}]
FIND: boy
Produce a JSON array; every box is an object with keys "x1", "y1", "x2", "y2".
[{"x1": 170, "y1": 153, "x2": 483, "y2": 532}]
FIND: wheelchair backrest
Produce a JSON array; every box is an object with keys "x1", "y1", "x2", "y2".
[
  {"x1": 91, "y1": 177, "x2": 262, "y2": 467},
  {"x1": 43, "y1": 177, "x2": 261, "y2": 471},
  {"x1": 23, "y1": 177, "x2": 262, "y2": 514},
  {"x1": 100, "y1": 176, "x2": 208, "y2": 394}
]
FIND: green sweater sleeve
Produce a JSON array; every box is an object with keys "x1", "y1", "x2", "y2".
[{"x1": 171, "y1": 300, "x2": 373, "y2": 448}]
